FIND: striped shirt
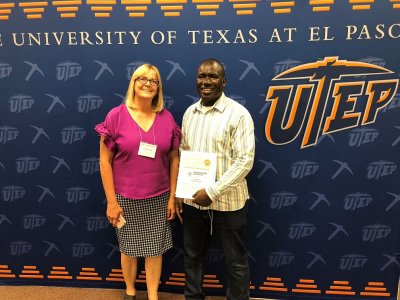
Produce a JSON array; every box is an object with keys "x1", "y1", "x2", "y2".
[{"x1": 180, "y1": 93, "x2": 255, "y2": 211}]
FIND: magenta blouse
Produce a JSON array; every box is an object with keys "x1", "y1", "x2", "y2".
[{"x1": 95, "y1": 104, "x2": 181, "y2": 199}]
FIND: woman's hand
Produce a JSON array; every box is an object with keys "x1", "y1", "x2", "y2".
[
  {"x1": 106, "y1": 202, "x2": 123, "y2": 227},
  {"x1": 167, "y1": 197, "x2": 176, "y2": 221}
]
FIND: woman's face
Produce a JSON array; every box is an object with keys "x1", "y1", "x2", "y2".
[{"x1": 134, "y1": 70, "x2": 159, "y2": 100}]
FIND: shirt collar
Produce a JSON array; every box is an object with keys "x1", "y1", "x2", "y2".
[{"x1": 194, "y1": 93, "x2": 226, "y2": 113}]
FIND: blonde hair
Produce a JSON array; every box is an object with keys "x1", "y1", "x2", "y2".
[{"x1": 125, "y1": 64, "x2": 164, "y2": 112}]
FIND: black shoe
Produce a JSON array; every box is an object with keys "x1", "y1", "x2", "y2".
[{"x1": 123, "y1": 293, "x2": 136, "y2": 300}]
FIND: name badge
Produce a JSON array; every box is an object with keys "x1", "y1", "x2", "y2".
[{"x1": 138, "y1": 142, "x2": 157, "y2": 158}]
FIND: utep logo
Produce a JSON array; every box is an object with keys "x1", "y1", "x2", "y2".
[
  {"x1": 268, "y1": 251, "x2": 294, "y2": 267},
  {"x1": 81, "y1": 157, "x2": 100, "y2": 175},
  {"x1": 288, "y1": 222, "x2": 316, "y2": 240},
  {"x1": 16, "y1": 156, "x2": 40, "y2": 174},
  {"x1": 265, "y1": 57, "x2": 399, "y2": 148},
  {"x1": 290, "y1": 160, "x2": 319, "y2": 178},
  {"x1": 66, "y1": 187, "x2": 90, "y2": 203},
  {"x1": 165, "y1": 60, "x2": 186, "y2": 80},
  {"x1": 72, "y1": 242, "x2": 95, "y2": 258},
  {"x1": 348, "y1": 128, "x2": 379, "y2": 147},
  {"x1": 343, "y1": 192, "x2": 372, "y2": 211},
  {"x1": 362, "y1": 224, "x2": 391, "y2": 242},
  {"x1": 381, "y1": 92, "x2": 400, "y2": 113},
  {"x1": 61, "y1": 126, "x2": 86, "y2": 144},
  {"x1": 270, "y1": 191, "x2": 297, "y2": 209},
  {"x1": 10, "y1": 241, "x2": 32, "y2": 256},
  {"x1": 239, "y1": 60, "x2": 260, "y2": 81},
  {"x1": 0, "y1": 214, "x2": 12, "y2": 227},
  {"x1": 126, "y1": 61, "x2": 148, "y2": 80},
  {"x1": 22, "y1": 214, "x2": 46, "y2": 230},
  {"x1": 77, "y1": 94, "x2": 103, "y2": 113},
  {"x1": 366, "y1": 160, "x2": 397, "y2": 179},
  {"x1": 0, "y1": 126, "x2": 19, "y2": 144},
  {"x1": 205, "y1": 249, "x2": 224, "y2": 264},
  {"x1": 93, "y1": 60, "x2": 114, "y2": 80},
  {"x1": 56, "y1": 61, "x2": 82, "y2": 81},
  {"x1": 273, "y1": 59, "x2": 302, "y2": 76},
  {"x1": 9, "y1": 94, "x2": 34, "y2": 113},
  {"x1": 339, "y1": 254, "x2": 368, "y2": 271},
  {"x1": 86, "y1": 215, "x2": 109, "y2": 231},
  {"x1": 2, "y1": 186, "x2": 26, "y2": 202},
  {"x1": 229, "y1": 94, "x2": 247, "y2": 106},
  {"x1": 358, "y1": 56, "x2": 386, "y2": 68},
  {"x1": 164, "y1": 95, "x2": 174, "y2": 109},
  {"x1": 0, "y1": 62, "x2": 12, "y2": 78}
]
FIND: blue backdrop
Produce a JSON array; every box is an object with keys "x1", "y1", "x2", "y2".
[{"x1": 1, "y1": 1, "x2": 399, "y2": 299}]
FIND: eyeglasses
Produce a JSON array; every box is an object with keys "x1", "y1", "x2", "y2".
[{"x1": 137, "y1": 76, "x2": 159, "y2": 87}]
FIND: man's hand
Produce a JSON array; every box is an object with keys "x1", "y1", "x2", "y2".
[
  {"x1": 192, "y1": 189, "x2": 212, "y2": 207},
  {"x1": 175, "y1": 198, "x2": 184, "y2": 223}
]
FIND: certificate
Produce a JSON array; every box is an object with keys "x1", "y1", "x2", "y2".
[{"x1": 175, "y1": 151, "x2": 217, "y2": 199}]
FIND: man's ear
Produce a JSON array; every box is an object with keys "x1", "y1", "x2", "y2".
[{"x1": 223, "y1": 77, "x2": 227, "y2": 86}]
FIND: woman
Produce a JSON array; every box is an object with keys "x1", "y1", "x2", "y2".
[{"x1": 95, "y1": 64, "x2": 180, "y2": 300}]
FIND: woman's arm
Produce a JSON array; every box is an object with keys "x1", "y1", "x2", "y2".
[
  {"x1": 167, "y1": 148, "x2": 179, "y2": 220},
  {"x1": 99, "y1": 135, "x2": 123, "y2": 227}
]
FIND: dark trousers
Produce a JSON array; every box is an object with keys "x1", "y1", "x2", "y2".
[{"x1": 183, "y1": 203, "x2": 250, "y2": 300}]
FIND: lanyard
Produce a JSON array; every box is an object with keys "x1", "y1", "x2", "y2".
[{"x1": 137, "y1": 120, "x2": 156, "y2": 145}]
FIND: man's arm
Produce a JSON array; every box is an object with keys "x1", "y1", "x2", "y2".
[{"x1": 205, "y1": 111, "x2": 255, "y2": 200}]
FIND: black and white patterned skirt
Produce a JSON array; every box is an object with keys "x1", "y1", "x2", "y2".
[{"x1": 115, "y1": 192, "x2": 173, "y2": 257}]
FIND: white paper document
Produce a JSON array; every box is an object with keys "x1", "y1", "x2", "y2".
[{"x1": 175, "y1": 151, "x2": 217, "y2": 199}]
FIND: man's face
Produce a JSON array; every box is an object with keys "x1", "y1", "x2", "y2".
[{"x1": 196, "y1": 62, "x2": 226, "y2": 106}]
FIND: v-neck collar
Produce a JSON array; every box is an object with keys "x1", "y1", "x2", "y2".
[{"x1": 124, "y1": 104, "x2": 157, "y2": 133}]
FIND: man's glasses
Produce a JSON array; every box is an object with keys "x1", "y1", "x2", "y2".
[{"x1": 137, "y1": 76, "x2": 159, "y2": 87}]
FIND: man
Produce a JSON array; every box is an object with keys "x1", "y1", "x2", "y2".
[{"x1": 176, "y1": 58, "x2": 255, "y2": 300}]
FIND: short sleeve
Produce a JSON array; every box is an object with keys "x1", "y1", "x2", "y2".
[
  {"x1": 171, "y1": 122, "x2": 181, "y2": 150},
  {"x1": 94, "y1": 121, "x2": 116, "y2": 151}
]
